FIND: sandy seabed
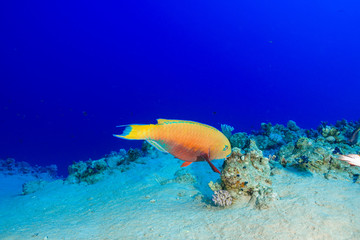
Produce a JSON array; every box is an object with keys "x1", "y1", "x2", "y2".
[{"x1": 0, "y1": 155, "x2": 359, "y2": 240}]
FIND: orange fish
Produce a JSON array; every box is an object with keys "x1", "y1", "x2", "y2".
[{"x1": 113, "y1": 119, "x2": 232, "y2": 174}]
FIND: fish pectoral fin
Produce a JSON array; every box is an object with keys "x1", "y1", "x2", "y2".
[
  {"x1": 181, "y1": 161, "x2": 192, "y2": 167},
  {"x1": 146, "y1": 140, "x2": 169, "y2": 153}
]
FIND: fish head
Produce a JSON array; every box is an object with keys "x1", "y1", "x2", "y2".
[
  {"x1": 211, "y1": 136, "x2": 232, "y2": 160},
  {"x1": 222, "y1": 142, "x2": 232, "y2": 158}
]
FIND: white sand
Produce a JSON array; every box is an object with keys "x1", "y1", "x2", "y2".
[{"x1": 0, "y1": 156, "x2": 359, "y2": 240}]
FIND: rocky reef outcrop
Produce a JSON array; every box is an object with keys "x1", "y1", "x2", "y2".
[
  {"x1": 0, "y1": 158, "x2": 58, "y2": 179},
  {"x1": 65, "y1": 148, "x2": 143, "y2": 184},
  {"x1": 214, "y1": 119, "x2": 360, "y2": 208},
  {"x1": 278, "y1": 136, "x2": 360, "y2": 182},
  {"x1": 218, "y1": 143, "x2": 277, "y2": 209},
  {"x1": 0, "y1": 158, "x2": 59, "y2": 195},
  {"x1": 222, "y1": 119, "x2": 360, "y2": 182}
]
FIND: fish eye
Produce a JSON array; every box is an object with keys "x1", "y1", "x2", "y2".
[{"x1": 223, "y1": 145, "x2": 228, "y2": 151}]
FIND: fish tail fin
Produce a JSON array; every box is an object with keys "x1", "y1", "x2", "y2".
[{"x1": 113, "y1": 124, "x2": 154, "y2": 140}]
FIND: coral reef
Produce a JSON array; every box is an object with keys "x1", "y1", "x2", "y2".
[
  {"x1": 229, "y1": 132, "x2": 249, "y2": 149},
  {"x1": 10, "y1": 118, "x2": 360, "y2": 202},
  {"x1": 277, "y1": 136, "x2": 360, "y2": 182},
  {"x1": 221, "y1": 124, "x2": 235, "y2": 139},
  {"x1": 0, "y1": 158, "x2": 58, "y2": 180},
  {"x1": 220, "y1": 144, "x2": 276, "y2": 209},
  {"x1": 105, "y1": 149, "x2": 127, "y2": 168},
  {"x1": 287, "y1": 120, "x2": 300, "y2": 132},
  {"x1": 212, "y1": 190, "x2": 233, "y2": 207},
  {"x1": 211, "y1": 119, "x2": 360, "y2": 208},
  {"x1": 208, "y1": 180, "x2": 222, "y2": 191},
  {"x1": 0, "y1": 158, "x2": 59, "y2": 195},
  {"x1": 66, "y1": 158, "x2": 108, "y2": 184},
  {"x1": 251, "y1": 121, "x2": 304, "y2": 150},
  {"x1": 232, "y1": 119, "x2": 360, "y2": 183},
  {"x1": 221, "y1": 145, "x2": 272, "y2": 193},
  {"x1": 66, "y1": 148, "x2": 143, "y2": 184}
]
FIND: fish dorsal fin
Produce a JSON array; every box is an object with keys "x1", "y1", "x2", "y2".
[
  {"x1": 156, "y1": 119, "x2": 219, "y2": 132},
  {"x1": 156, "y1": 119, "x2": 182, "y2": 124},
  {"x1": 146, "y1": 140, "x2": 169, "y2": 153},
  {"x1": 156, "y1": 119, "x2": 201, "y2": 125}
]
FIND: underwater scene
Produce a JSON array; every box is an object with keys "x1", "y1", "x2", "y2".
[{"x1": 1, "y1": 1, "x2": 360, "y2": 239}]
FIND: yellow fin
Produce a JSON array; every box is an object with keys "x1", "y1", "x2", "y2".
[{"x1": 113, "y1": 124, "x2": 153, "y2": 140}]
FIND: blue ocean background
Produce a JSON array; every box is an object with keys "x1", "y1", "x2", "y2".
[{"x1": 1, "y1": 0, "x2": 359, "y2": 176}]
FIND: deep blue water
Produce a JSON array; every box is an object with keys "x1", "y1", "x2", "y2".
[{"x1": 1, "y1": 1, "x2": 360, "y2": 176}]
